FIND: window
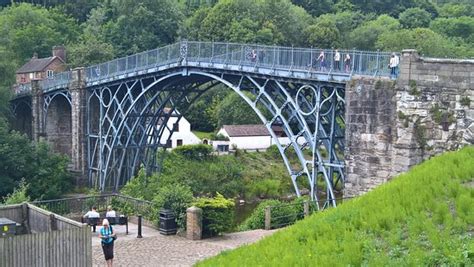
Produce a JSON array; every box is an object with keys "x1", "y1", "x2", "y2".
[
  {"x1": 173, "y1": 122, "x2": 179, "y2": 132},
  {"x1": 217, "y1": 145, "x2": 229, "y2": 152},
  {"x1": 47, "y1": 70, "x2": 54, "y2": 78},
  {"x1": 177, "y1": 139, "x2": 183, "y2": 146},
  {"x1": 20, "y1": 77, "x2": 26, "y2": 83},
  {"x1": 29, "y1": 73, "x2": 34, "y2": 79}
]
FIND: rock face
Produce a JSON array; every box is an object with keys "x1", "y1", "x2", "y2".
[{"x1": 344, "y1": 50, "x2": 474, "y2": 197}]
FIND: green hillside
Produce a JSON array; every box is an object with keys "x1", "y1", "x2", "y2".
[{"x1": 198, "y1": 146, "x2": 474, "y2": 266}]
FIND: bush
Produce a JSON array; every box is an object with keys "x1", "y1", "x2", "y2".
[
  {"x1": 173, "y1": 144, "x2": 213, "y2": 160},
  {"x1": 238, "y1": 198, "x2": 306, "y2": 231},
  {"x1": 193, "y1": 193, "x2": 235, "y2": 237},
  {"x1": 153, "y1": 184, "x2": 193, "y2": 230},
  {"x1": 2, "y1": 179, "x2": 30, "y2": 205},
  {"x1": 246, "y1": 179, "x2": 281, "y2": 199}
]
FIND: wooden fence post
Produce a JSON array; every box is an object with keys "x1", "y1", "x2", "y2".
[
  {"x1": 303, "y1": 201, "x2": 309, "y2": 217},
  {"x1": 264, "y1": 206, "x2": 271, "y2": 230}
]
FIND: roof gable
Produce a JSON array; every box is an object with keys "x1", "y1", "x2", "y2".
[
  {"x1": 223, "y1": 124, "x2": 270, "y2": 137},
  {"x1": 16, "y1": 56, "x2": 64, "y2": 74}
]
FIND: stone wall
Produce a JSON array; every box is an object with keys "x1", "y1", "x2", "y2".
[
  {"x1": 45, "y1": 95, "x2": 72, "y2": 157},
  {"x1": 344, "y1": 50, "x2": 473, "y2": 197}
]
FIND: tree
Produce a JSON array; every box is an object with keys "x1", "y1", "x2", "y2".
[
  {"x1": 0, "y1": 3, "x2": 78, "y2": 64},
  {"x1": 183, "y1": 0, "x2": 311, "y2": 46},
  {"x1": 376, "y1": 28, "x2": 472, "y2": 58},
  {"x1": 348, "y1": 15, "x2": 400, "y2": 50},
  {"x1": 438, "y1": 3, "x2": 473, "y2": 18},
  {"x1": 215, "y1": 92, "x2": 261, "y2": 128},
  {"x1": 399, "y1": 8, "x2": 432, "y2": 29},
  {"x1": 68, "y1": 6, "x2": 115, "y2": 66},
  {"x1": 290, "y1": 0, "x2": 334, "y2": 17},
  {"x1": 101, "y1": 0, "x2": 183, "y2": 56},
  {"x1": 304, "y1": 17, "x2": 342, "y2": 48},
  {"x1": 0, "y1": 118, "x2": 72, "y2": 200},
  {"x1": 430, "y1": 16, "x2": 474, "y2": 41}
]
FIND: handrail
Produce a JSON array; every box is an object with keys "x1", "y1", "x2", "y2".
[{"x1": 18, "y1": 41, "x2": 398, "y2": 93}]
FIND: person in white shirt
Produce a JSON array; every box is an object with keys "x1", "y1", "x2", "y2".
[
  {"x1": 334, "y1": 49, "x2": 341, "y2": 71},
  {"x1": 84, "y1": 206, "x2": 100, "y2": 232},
  {"x1": 106, "y1": 206, "x2": 116, "y2": 218},
  {"x1": 389, "y1": 53, "x2": 399, "y2": 78},
  {"x1": 84, "y1": 206, "x2": 100, "y2": 218}
]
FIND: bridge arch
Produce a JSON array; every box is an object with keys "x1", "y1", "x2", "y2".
[
  {"x1": 11, "y1": 98, "x2": 32, "y2": 139},
  {"x1": 44, "y1": 92, "x2": 72, "y2": 158},
  {"x1": 88, "y1": 69, "x2": 345, "y2": 208}
]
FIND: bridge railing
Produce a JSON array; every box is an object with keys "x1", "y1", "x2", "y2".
[
  {"x1": 39, "y1": 71, "x2": 72, "y2": 93},
  {"x1": 37, "y1": 41, "x2": 395, "y2": 91}
]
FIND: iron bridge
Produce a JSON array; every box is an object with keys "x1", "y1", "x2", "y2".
[{"x1": 19, "y1": 41, "x2": 394, "y2": 209}]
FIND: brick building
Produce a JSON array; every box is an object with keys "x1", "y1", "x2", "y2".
[{"x1": 14, "y1": 46, "x2": 67, "y2": 94}]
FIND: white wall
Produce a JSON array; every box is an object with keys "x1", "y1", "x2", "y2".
[{"x1": 154, "y1": 116, "x2": 201, "y2": 148}]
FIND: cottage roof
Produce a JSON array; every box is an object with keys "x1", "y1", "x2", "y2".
[
  {"x1": 16, "y1": 56, "x2": 64, "y2": 74},
  {"x1": 223, "y1": 124, "x2": 270, "y2": 137}
]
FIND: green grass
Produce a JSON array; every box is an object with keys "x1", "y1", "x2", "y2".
[
  {"x1": 197, "y1": 146, "x2": 474, "y2": 266},
  {"x1": 192, "y1": 131, "x2": 213, "y2": 140}
]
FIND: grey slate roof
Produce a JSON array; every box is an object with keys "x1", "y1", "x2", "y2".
[
  {"x1": 223, "y1": 124, "x2": 270, "y2": 137},
  {"x1": 16, "y1": 56, "x2": 62, "y2": 74}
]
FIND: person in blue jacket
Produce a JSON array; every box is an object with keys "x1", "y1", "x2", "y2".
[{"x1": 99, "y1": 219, "x2": 116, "y2": 267}]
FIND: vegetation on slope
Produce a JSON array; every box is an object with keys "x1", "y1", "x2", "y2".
[{"x1": 198, "y1": 146, "x2": 474, "y2": 266}]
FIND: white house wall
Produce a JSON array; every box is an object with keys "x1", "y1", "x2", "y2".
[{"x1": 152, "y1": 115, "x2": 201, "y2": 148}]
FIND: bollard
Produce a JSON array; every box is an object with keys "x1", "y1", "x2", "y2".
[
  {"x1": 137, "y1": 215, "x2": 143, "y2": 238},
  {"x1": 303, "y1": 201, "x2": 309, "y2": 218},
  {"x1": 264, "y1": 206, "x2": 271, "y2": 230}
]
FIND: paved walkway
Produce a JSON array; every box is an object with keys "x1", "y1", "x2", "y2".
[{"x1": 92, "y1": 222, "x2": 276, "y2": 266}]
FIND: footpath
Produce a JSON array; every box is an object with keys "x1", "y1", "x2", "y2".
[{"x1": 92, "y1": 222, "x2": 276, "y2": 266}]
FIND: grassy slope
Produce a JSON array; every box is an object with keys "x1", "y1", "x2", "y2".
[{"x1": 198, "y1": 146, "x2": 474, "y2": 266}]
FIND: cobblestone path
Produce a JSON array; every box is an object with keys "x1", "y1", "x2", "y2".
[{"x1": 92, "y1": 227, "x2": 276, "y2": 266}]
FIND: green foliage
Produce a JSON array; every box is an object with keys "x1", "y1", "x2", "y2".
[
  {"x1": 430, "y1": 16, "x2": 474, "y2": 41},
  {"x1": 413, "y1": 118, "x2": 426, "y2": 149},
  {"x1": 0, "y1": 119, "x2": 72, "y2": 200},
  {"x1": 438, "y1": 3, "x2": 473, "y2": 18},
  {"x1": 245, "y1": 179, "x2": 281, "y2": 199},
  {"x1": 173, "y1": 144, "x2": 213, "y2": 160},
  {"x1": 238, "y1": 198, "x2": 305, "y2": 231},
  {"x1": 184, "y1": 0, "x2": 311, "y2": 46},
  {"x1": 209, "y1": 133, "x2": 229, "y2": 141},
  {"x1": 193, "y1": 193, "x2": 235, "y2": 236},
  {"x1": 153, "y1": 184, "x2": 193, "y2": 229},
  {"x1": 215, "y1": 92, "x2": 261, "y2": 128},
  {"x1": 199, "y1": 147, "x2": 474, "y2": 266},
  {"x1": 304, "y1": 18, "x2": 341, "y2": 48},
  {"x1": 2, "y1": 179, "x2": 30, "y2": 205},
  {"x1": 460, "y1": 96, "x2": 471, "y2": 107},
  {"x1": 349, "y1": 15, "x2": 400, "y2": 50},
  {"x1": 0, "y1": 3, "x2": 78, "y2": 65},
  {"x1": 399, "y1": 8, "x2": 432, "y2": 29}
]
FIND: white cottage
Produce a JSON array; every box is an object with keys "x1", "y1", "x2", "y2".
[
  {"x1": 216, "y1": 124, "x2": 275, "y2": 150},
  {"x1": 156, "y1": 108, "x2": 201, "y2": 148}
]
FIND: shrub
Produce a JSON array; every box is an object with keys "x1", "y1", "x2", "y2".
[
  {"x1": 238, "y1": 198, "x2": 305, "y2": 231},
  {"x1": 246, "y1": 179, "x2": 281, "y2": 199},
  {"x1": 193, "y1": 193, "x2": 235, "y2": 237},
  {"x1": 173, "y1": 144, "x2": 213, "y2": 160},
  {"x1": 153, "y1": 184, "x2": 193, "y2": 230},
  {"x1": 2, "y1": 179, "x2": 30, "y2": 205}
]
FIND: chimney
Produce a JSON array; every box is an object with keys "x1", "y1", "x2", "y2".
[
  {"x1": 52, "y1": 45, "x2": 66, "y2": 62},
  {"x1": 32, "y1": 52, "x2": 38, "y2": 59}
]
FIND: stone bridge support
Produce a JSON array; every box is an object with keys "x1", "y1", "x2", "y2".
[
  {"x1": 70, "y1": 68, "x2": 87, "y2": 183},
  {"x1": 344, "y1": 50, "x2": 473, "y2": 197},
  {"x1": 31, "y1": 80, "x2": 45, "y2": 142}
]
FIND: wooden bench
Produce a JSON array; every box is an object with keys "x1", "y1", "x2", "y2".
[{"x1": 82, "y1": 216, "x2": 129, "y2": 234}]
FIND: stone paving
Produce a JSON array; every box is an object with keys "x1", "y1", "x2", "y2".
[{"x1": 92, "y1": 222, "x2": 277, "y2": 266}]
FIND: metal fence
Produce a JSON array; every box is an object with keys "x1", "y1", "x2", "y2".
[
  {"x1": 264, "y1": 197, "x2": 353, "y2": 229},
  {"x1": 31, "y1": 194, "x2": 154, "y2": 221},
  {"x1": 39, "y1": 71, "x2": 71, "y2": 93},
  {"x1": 11, "y1": 41, "x2": 396, "y2": 93}
]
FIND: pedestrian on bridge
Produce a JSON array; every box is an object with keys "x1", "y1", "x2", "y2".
[
  {"x1": 99, "y1": 219, "x2": 116, "y2": 267},
  {"x1": 344, "y1": 54, "x2": 351, "y2": 72},
  {"x1": 317, "y1": 51, "x2": 326, "y2": 71},
  {"x1": 334, "y1": 49, "x2": 341, "y2": 71}
]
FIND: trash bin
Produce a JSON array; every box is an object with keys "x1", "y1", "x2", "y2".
[
  {"x1": 0, "y1": 218, "x2": 17, "y2": 237},
  {"x1": 159, "y1": 209, "x2": 177, "y2": 235}
]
